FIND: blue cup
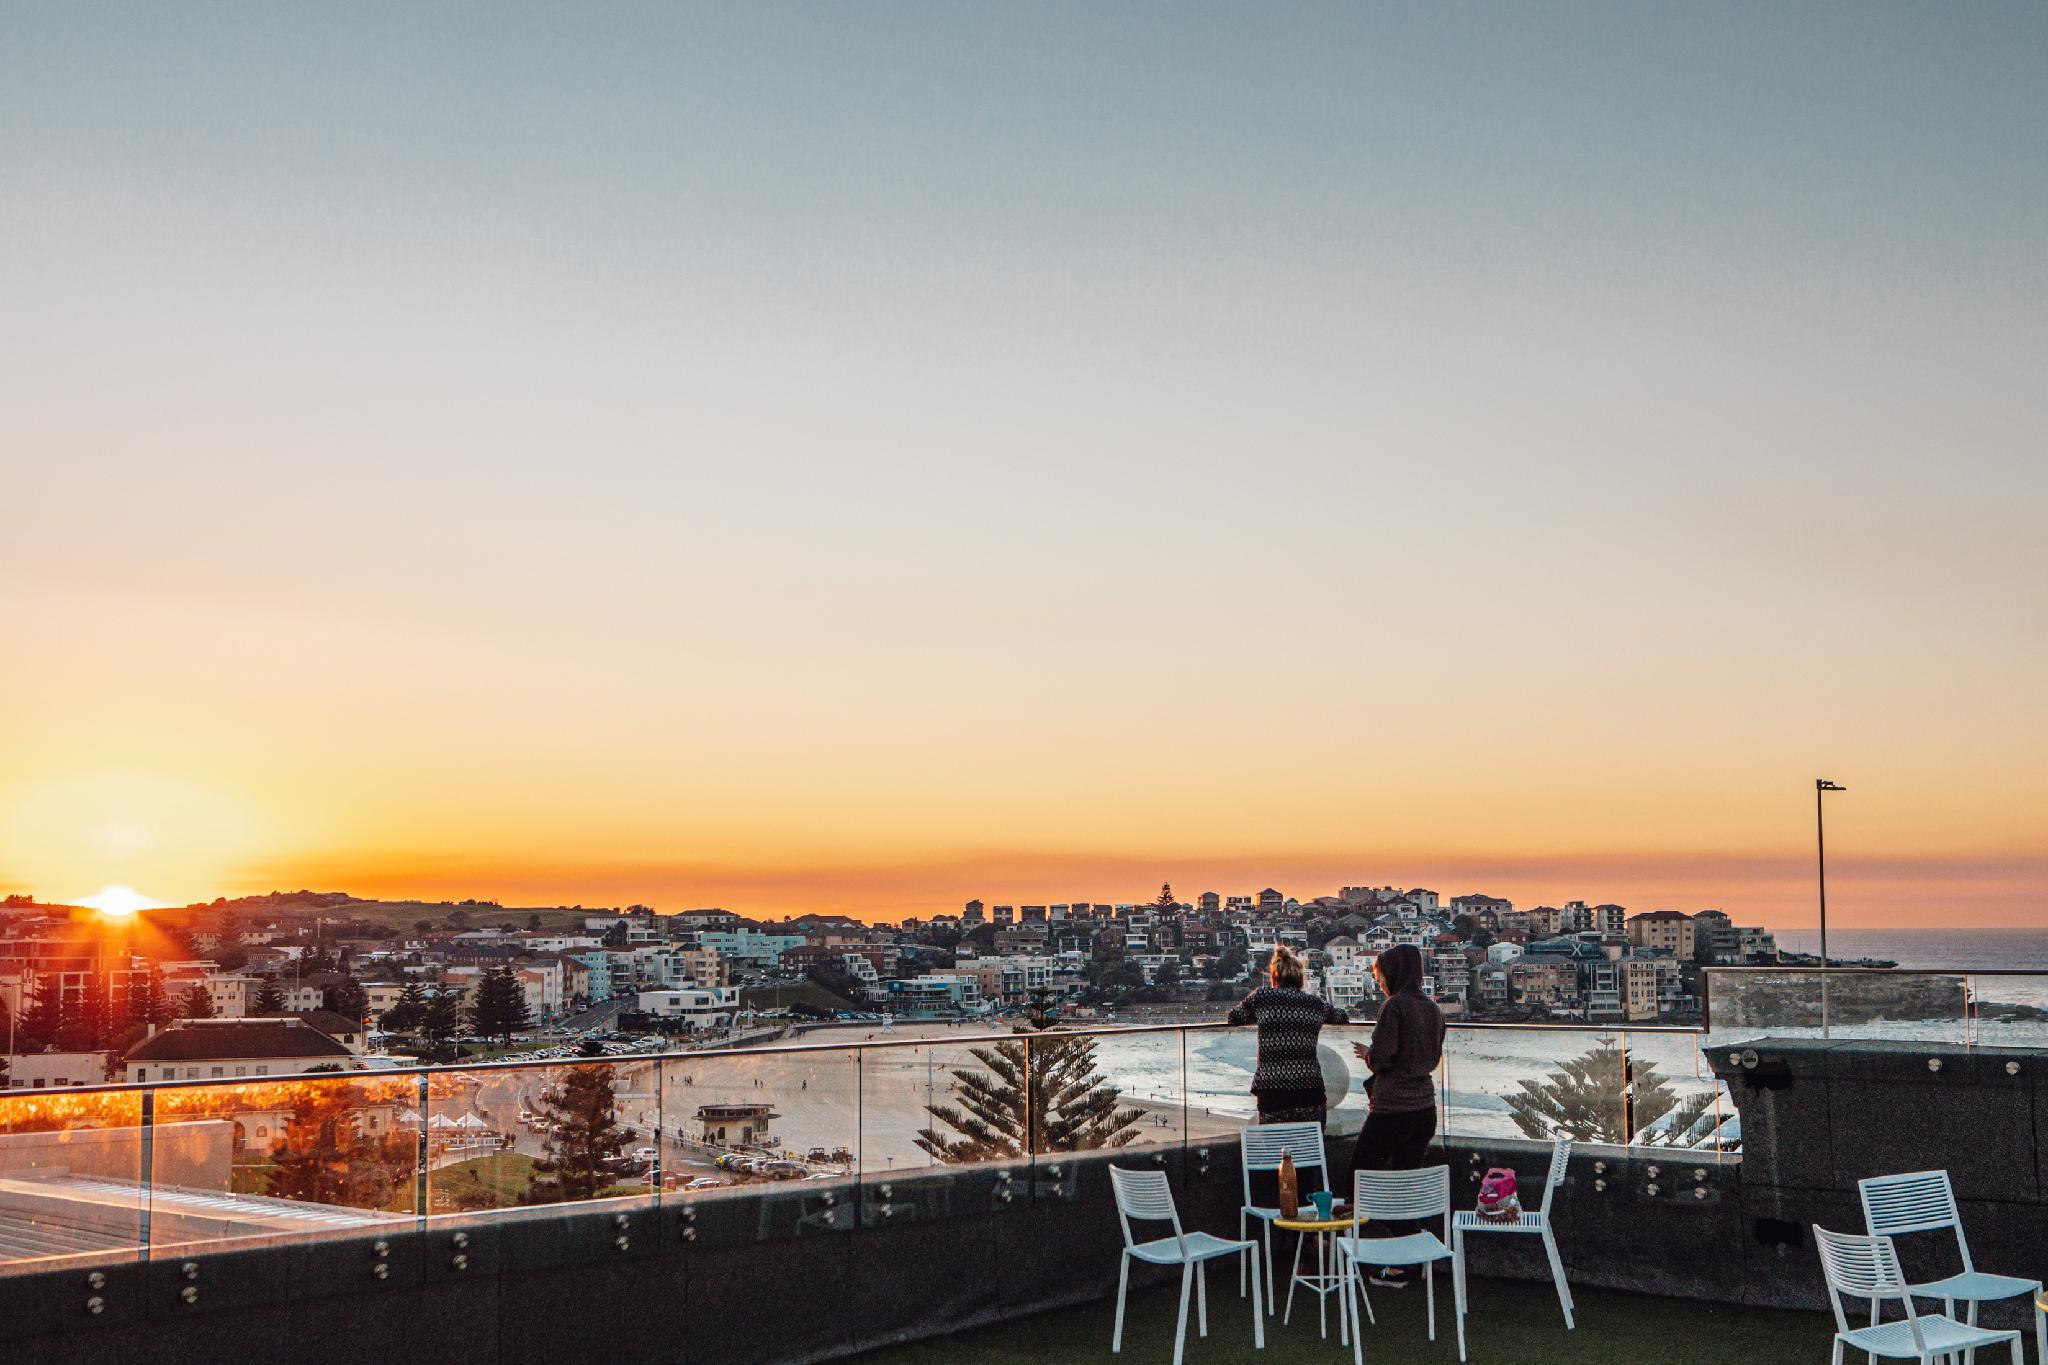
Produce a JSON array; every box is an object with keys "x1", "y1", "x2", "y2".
[{"x1": 1309, "y1": 1190, "x2": 1335, "y2": 1220}]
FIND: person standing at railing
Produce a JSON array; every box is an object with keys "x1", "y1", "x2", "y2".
[
  {"x1": 1344, "y1": 943, "x2": 1446, "y2": 1288},
  {"x1": 1227, "y1": 945, "x2": 1350, "y2": 1126}
]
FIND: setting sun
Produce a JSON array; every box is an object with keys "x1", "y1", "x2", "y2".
[{"x1": 77, "y1": 884, "x2": 161, "y2": 918}]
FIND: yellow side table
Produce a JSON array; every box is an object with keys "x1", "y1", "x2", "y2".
[{"x1": 1272, "y1": 1210, "x2": 1365, "y2": 1342}]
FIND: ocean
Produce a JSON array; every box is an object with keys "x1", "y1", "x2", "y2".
[{"x1": 1768, "y1": 926, "x2": 2048, "y2": 971}]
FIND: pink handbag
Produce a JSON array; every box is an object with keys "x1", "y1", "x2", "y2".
[{"x1": 1476, "y1": 1167, "x2": 1522, "y2": 1223}]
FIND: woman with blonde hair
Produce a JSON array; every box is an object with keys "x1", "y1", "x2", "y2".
[{"x1": 1227, "y1": 944, "x2": 1349, "y2": 1126}]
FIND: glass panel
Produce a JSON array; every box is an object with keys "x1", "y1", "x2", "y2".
[
  {"x1": 1702, "y1": 969, "x2": 1825, "y2": 1042},
  {"x1": 1964, "y1": 974, "x2": 2048, "y2": 1049},
  {"x1": 1055, "y1": 1027, "x2": 1184, "y2": 1161},
  {"x1": 1441, "y1": 1025, "x2": 1628, "y2": 1147},
  {"x1": 661, "y1": 1045, "x2": 857, "y2": 1197},
  {"x1": 1619, "y1": 1029, "x2": 1736, "y2": 1154},
  {"x1": 1817, "y1": 972, "x2": 1969, "y2": 1045},
  {"x1": 428, "y1": 1060, "x2": 656, "y2": 1216},
  {"x1": 0, "y1": 1088, "x2": 145, "y2": 1274},
  {"x1": 150, "y1": 1074, "x2": 418, "y2": 1254}
]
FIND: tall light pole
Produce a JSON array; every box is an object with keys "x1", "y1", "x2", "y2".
[{"x1": 1815, "y1": 780, "x2": 1847, "y2": 966}]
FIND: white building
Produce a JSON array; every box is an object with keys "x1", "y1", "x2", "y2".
[{"x1": 635, "y1": 986, "x2": 739, "y2": 1028}]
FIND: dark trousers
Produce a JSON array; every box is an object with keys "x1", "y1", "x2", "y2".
[{"x1": 1345, "y1": 1105, "x2": 1437, "y2": 1240}]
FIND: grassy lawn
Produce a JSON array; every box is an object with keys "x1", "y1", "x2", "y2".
[
  {"x1": 741, "y1": 982, "x2": 862, "y2": 1014},
  {"x1": 844, "y1": 1274, "x2": 1830, "y2": 1365},
  {"x1": 431, "y1": 1152, "x2": 536, "y2": 1207}
]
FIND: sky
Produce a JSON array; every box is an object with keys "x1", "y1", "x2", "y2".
[{"x1": 2, "y1": 3, "x2": 2044, "y2": 929}]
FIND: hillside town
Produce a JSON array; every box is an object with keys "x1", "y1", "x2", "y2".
[{"x1": 0, "y1": 884, "x2": 1780, "y2": 1092}]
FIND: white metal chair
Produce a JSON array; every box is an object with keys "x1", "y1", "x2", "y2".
[
  {"x1": 1238, "y1": 1122, "x2": 1331, "y2": 1313},
  {"x1": 1814, "y1": 1226, "x2": 2024, "y2": 1365},
  {"x1": 1335, "y1": 1164, "x2": 1464, "y2": 1365},
  {"x1": 1859, "y1": 1170, "x2": 2046, "y2": 1365},
  {"x1": 1110, "y1": 1165, "x2": 1265, "y2": 1365},
  {"x1": 1450, "y1": 1135, "x2": 1576, "y2": 1332}
]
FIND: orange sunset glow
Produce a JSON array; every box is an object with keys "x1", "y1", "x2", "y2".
[{"x1": 3, "y1": 5, "x2": 2044, "y2": 937}]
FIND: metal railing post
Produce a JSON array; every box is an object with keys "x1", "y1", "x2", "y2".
[
  {"x1": 415, "y1": 1072, "x2": 430, "y2": 1226},
  {"x1": 138, "y1": 1087, "x2": 155, "y2": 1262}
]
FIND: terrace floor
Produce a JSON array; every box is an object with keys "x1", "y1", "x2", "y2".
[{"x1": 847, "y1": 1275, "x2": 1830, "y2": 1365}]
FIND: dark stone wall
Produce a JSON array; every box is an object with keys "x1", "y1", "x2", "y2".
[
  {"x1": 1709, "y1": 1036, "x2": 2047, "y2": 1323},
  {"x1": 2, "y1": 1038, "x2": 2038, "y2": 1361}
]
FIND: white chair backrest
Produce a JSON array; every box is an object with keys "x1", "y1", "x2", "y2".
[
  {"x1": 1112, "y1": 1165, "x2": 1187, "y2": 1255},
  {"x1": 1240, "y1": 1122, "x2": 1329, "y2": 1204},
  {"x1": 1859, "y1": 1170, "x2": 1971, "y2": 1271},
  {"x1": 1814, "y1": 1226, "x2": 1922, "y2": 1348},
  {"x1": 1536, "y1": 1136, "x2": 1573, "y2": 1214},
  {"x1": 1353, "y1": 1165, "x2": 1452, "y2": 1242}
]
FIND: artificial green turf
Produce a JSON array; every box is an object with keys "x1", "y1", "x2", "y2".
[{"x1": 845, "y1": 1273, "x2": 1831, "y2": 1365}]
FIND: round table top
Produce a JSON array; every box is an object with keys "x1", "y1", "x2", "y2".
[{"x1": 1272, "y1": 1212, "x2": 1363, "y2": 1233}]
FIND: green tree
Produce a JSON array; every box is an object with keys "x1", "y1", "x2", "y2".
[
  {"x1": 1504, "y1": 1039, "x2": 1718, "y2": 1146},
  {"x1": 59, "y1": 975, "x2": 113, "y2": 1050},
  {"x1": 422, "y1": 986, "x2": 464, "y2": 1041},
  {"x1": 380, "y1": 981, "x2": 429, "y2": 1033},
  {"x1": 1155, "y1": 882, "x2": 1177, "y2": 913},
  {"x1": 915, "y1": 1026, "x2": 1144, "y2": 1163},
  {"x1": 127, "y1": 966, "x2": 180, "y2": 1029},
  {"x1": 526, "y1": 1067, "x2": 636, "y2": 1203},
  {"x1": 252, "y1": 979, "x2": 290, "y2": 1015},
  {"x1": 466, "y1": 965, "x2": 532, "y2": 1043},
  {"x1": 324, "y1": 977, "x2": 370, "y2": 1021},
  {"x1": 182, "y1": 983, "x2": 218, "y2": 1019}
]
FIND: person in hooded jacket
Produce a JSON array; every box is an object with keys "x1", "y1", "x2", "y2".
[{"x1": 1344, "y1": 942, "x2": 1446, "y2": 1286}]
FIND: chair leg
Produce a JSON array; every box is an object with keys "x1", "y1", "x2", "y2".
[
  {"x1": 1541, "y1": 1225, "x2": 1575, "y2": 1330},
  {"x1": 1426, "y1": 1259, "x2": 1437, "y2": 1342},
  {"x1": 1174, "y1": 1265, "x2": 1193, "y2": 1365},
  {"x1": 1963, "y1": 1300, "x2": 1977, "y2": 1365},
  {"x1": 1113, "y1": 1253, "x2": 1130, "y2": 1354},
  {"x1": 1266, "y1": 1222, "x2": 1277, "y2": 1314},
  {"x1": 1453, "y1": 1237, "x2": 1469, "y2": 1363},
  {"x1": 1249, "y1": 1246, "x2": 1265, "y2": 1350},
  {"x1": 1830, "y1": 1335, "x2": 1844, "y2": 1365},
  {"x1": 1284, "y1": 1229, "x2": 1304, "y2": 1326},
  {"x1": 1228, "y1": 1211, "x2": 1245, "y2": 1301},
  {"x1": 1348, "y1": 1256, "x2": 1366, "y2": 1365},
  {"x1": 1197, "y1": 1259, "x2": 1209, "y2": 1337}
]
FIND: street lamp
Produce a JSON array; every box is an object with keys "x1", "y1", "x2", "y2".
[{"x1": 1815, "y1": 780, "x2": 1848, "y2": 966}]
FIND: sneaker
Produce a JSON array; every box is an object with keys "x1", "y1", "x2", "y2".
[{"x1": 1368, "y1": 1269, "x2": 1411, "y2": 1289}]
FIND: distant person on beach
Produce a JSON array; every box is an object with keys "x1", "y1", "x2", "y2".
[
  {"x1": 1227, "y1": 945, "x2": 1349, "y2": 1126},
  {"x1": 1344, "y1": 942, "x2": 1446, "y2": 1287}
]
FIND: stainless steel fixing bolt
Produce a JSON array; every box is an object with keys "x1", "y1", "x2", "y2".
[
  {"x1": 87, "y1": 1272, "x2": 106, "y2": 1289},
  {"x1": 181, "y1": 1262, "x2": 199, "y2": 1281},
  {"x1": 372, "y1": 1264, "x2": 389, "y2": 1280},
  {"x1": 451, "y1": 1232, "x2": 469, "y2": 1248},
  {"x1": 180, "y1": 1286, "x2": 199, "y2": 1305},
  {"x1": 86, "y1": 1297, "x2": 105, "y2": 1315},
  {"x1": 451, "y1": 1254, "x2": 469, "y2": 1271}
]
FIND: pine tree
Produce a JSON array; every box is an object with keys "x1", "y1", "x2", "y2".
[
  {"x1": 526, "y1": 1067, "x2": 636, "y2": 1203},
  {"x1": 19, "y1": 978, "x2": 66, "y2": 1047},
  {"x1": 182, "y1": 984, "x2": 218, "y2": 1019},
  {"x1": 75, "y1": 973, "x2": 115, "y2": 1050},
  {"x1": 128, "y1": 966, "x2": 179, "y2": 1029},
  {"x1": 380, "y1": 981, "x2": 429, "y2": 1033},
  {"x1": 421, "y1": 987, "x2": 464, "y2": 1044},
  {"x1": 1505, "y1": 1038, "x2": 1717, "y2": 1146},
  {"x1": 324, "y1": 977, "x2": 370, "y2": 1022},
  {"x1": 252, "y1": 979, "x2": 290, "y2": 1015},
  {"x1": 915, "y1": 1023, "x2": 1144, "y2": 1163},
  {"x1": 466, "y1": 965, "x2": 532, "y2": 1044},
  {"x1": 1155, "y1": 882, "x2": 1177, "y2": 913}
]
